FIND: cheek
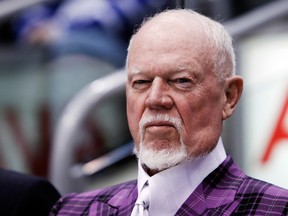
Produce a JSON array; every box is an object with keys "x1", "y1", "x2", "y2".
[
  {"x1": 179, "y1": 95, "x2": 222, "y2": 132},
  {"x1": 127, "y1": 97, "x2": 141, "y2": 143},
  {"x1": 179, "y1": 97, "x2": 223, "y2": 156}
]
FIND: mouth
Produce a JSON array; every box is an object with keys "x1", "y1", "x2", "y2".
[{"x1": 144, "y1": 121, "x2": 175, "y2": 129}]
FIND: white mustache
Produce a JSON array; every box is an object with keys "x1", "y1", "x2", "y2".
[{"x1": 139, "y1": 114, "x2": 183, "y2": 134}]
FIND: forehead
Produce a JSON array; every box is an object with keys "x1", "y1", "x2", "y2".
[
  {"x1": 127, "y1": 12, "x2": 212, "y2": 70},
  {"x1": 128, "y1": 52, "x2": 204, "y2": 79},
  {"x1": 127, "y1": 23, "x2": 211, "y2": 76}
]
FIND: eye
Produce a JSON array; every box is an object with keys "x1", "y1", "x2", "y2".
[
  {"x1": 170, "y1": 78, "x2": 193, "y2": 89},
  {"x1": 132, "y1": 79, "x2": 151, "y2": 90},
  {"x1": 175, "y1": 78, "x2": 190, "y2": 83},
  {"x1": 135, "y1": 80, "x2": 149, "y2": 84}
]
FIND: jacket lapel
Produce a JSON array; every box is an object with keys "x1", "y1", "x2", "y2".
[
  {"x1": 176, "y1": 156, "x2": 243, "y2": 215},
  {"x1": 108, "y1": 183, "x2": 137, "y2": 216},
  {"x1": 88, "y1": 180, "x2": 137, "y2": 216}
]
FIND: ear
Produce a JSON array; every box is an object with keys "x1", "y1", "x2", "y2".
[{"x1": 222, "y1": 76, "x2": 243, "y2": 120}]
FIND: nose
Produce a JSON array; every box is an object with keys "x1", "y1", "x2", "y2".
[{"x1": 145, "y1": 78, "x2": 173, "y2": 110}]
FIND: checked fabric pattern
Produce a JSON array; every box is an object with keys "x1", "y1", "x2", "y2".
[{"x1": 50, "y1": 156, "x2": 288, "y2": 216}]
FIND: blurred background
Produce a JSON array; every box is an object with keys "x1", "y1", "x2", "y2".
[{"x1": 0, "y1": 0, "x2": 287, "y2": 195}]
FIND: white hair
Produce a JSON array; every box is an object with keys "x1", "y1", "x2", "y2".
[{"x1": 134, "y1": 140, "x2": 188, "y2": 171}]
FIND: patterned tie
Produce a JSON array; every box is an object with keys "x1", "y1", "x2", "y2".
[{"x1": 131, "y1": 181, "x2": 150, "y2": 216}]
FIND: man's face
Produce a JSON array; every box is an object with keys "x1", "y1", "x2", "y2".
[{"x1": 126, "y1": 18, "x2": 227, "y2": 169}]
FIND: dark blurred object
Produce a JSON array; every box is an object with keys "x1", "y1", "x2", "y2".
[
  {"x1": 0, "y1": 0, "x2": 58, "y2": 44},
  {"x1": 0, "y1": 168, "x2": 60, "y2": 216},
  {"x1": 0, "y1": 20, "x2": 15, "y2": 44},
  {"x1": 231, "y1": 0, "x2": 272, "y2": 17}
]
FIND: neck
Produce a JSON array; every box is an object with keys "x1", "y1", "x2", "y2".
[{"x1": 141, "y1": 163, "x2": 169, "y2": 176}]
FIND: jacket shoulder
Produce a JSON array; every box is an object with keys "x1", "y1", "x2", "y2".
[
  {"x1": 235, "y1": 176, "x2": 288, "y2": 214},
  {"x1": 202, "y1": 157, "x2": 288, "y2": 215}
]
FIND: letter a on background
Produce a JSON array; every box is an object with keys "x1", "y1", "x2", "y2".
[{"x1": 262, "y1": 93, "x2": 288, "y2": 163}]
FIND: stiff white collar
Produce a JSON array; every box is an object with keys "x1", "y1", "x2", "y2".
[{"x1": 136, "y1": 138, "x2": 227, "y2": 215}]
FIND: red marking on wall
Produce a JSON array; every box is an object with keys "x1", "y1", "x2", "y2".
[{"x1": 262, "y1": 93, "x2": 288, "y2": 163}]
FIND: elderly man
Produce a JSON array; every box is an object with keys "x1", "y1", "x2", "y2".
[{"x1": 50, "y1": 9, "x2": 288, "y2": 215}]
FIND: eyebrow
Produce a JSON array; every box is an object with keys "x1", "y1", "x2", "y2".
[
  {"x1": 127, "y1": 68, "x2": 143, "y2": 81},
  {"x1": 128, "y1": 68, "x2": 141, "y2": 76},
  {"x1": 127, "y1": 61, "x2": 202, "y2": 80},
  {"x1": 127, "y1": 66, "x2": 197, "y2": 78}
]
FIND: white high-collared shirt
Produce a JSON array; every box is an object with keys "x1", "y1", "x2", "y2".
[{"x1": 136, "y1": 138, "x2": 227, "y2": 216}]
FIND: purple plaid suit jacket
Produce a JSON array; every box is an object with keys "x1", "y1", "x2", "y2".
[{"x1": 50, "y1": 156, "x2": 288, "y2": 215}]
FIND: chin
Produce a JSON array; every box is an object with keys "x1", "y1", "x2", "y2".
[{"x1": 134, "y1": 141, "x2": 188, "y2": 171}]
